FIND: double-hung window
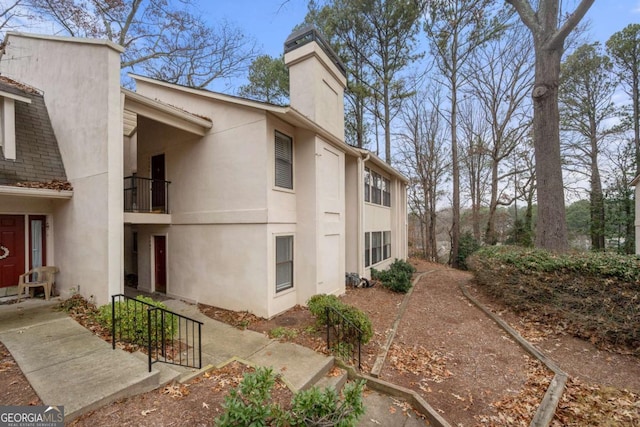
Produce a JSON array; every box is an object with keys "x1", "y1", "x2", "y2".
[
  {"x1": 275, "y1": 131, "x2": 293, "y2": 189},
  {"x1": 365, "y1": 230, "x2": 391, "y2": 267},
  {"x1": 383, "y1": 231, "x2": 391, "y2": 260},
  {"x1": 372, "y1": 172, "x2": 382, "y2": 204},
  {"x1": 275, "y1": 236, "x2": 293, "y2": 292},
  {"x1": 364, "y1": 168, "x2": 371, "y2": 202},
  {"x1": 371, "y1": 232, "x2": 382, "y2": 265},
  {"x1": 383, "y1": 178, "x2": 391, "y2": 207},
  {"x1": 365, "y1": 232, "x2": 371, "y2": 267}
]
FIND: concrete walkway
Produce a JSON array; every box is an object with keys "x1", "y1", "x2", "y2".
[{"x1": 0, "y1": 298, "x2": 428, "y2": 426}]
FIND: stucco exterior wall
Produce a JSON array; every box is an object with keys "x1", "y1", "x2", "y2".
[
  {"x1": 0, "y1": 34, "x2": 124, "y2": 304},
  {"x1": 285, "y1": 41, "x2": 346, "y2": 141}
]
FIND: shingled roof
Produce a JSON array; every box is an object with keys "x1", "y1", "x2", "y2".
[{"x1": 0, "y1": 77, "x2": 67, "y2": 186}]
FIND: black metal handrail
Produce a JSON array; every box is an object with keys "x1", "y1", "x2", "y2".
[
  {"x1": 325, "y1": 306, "x2": 362, "y2": 370},
  {"x1": 111, "y1": 294, "x2": 202, "y2": 372},
  {"x1": 123, "y1": 175, "x2": 171, "y2": 213}
]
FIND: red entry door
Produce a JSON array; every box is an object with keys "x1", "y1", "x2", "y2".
[
  {"x1": 154, "y1": 235, "x2": 167, "y2": 293},
  {"x1": 0, "y1": 215, "x2": 26, "y2": 288}
]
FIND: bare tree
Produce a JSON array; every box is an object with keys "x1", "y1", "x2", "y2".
[
  {"x1": 26, "y1": 0, "x2": 257, "y2": 88},
  {"x1": 466, "y1": 22, "x2": 534, "y2": 244},
  {"x1": 458, "y1": 100, "x2": 491, "y2": 241},
  {"x1": 506, "y1": 0, "x2": 595, "y2": 252},
  {"x1": 0, "y1": 0, "x2": 33, "y2": 34},
  {"x1": 424, "y1": 0, "x2": 504, "y2": 266},
  {"x1": 398, "y1": 86, "x2": 450, "y2": 261}
]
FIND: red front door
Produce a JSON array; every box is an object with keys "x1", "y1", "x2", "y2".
[
  {"x1": 154, "y1": 235, "x2": 167, "y2": 293},
  {"x1": 0, "y1": 215, "x2": 25, "y2": 288}
]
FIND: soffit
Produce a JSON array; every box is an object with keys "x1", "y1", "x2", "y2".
[{"x1": 122, "y1": 88, "x2": 212, "y2": 137}]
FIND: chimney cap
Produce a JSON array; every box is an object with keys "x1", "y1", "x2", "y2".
[{"x1": 284, "y1": 25, "x2": 346, "y2": 77}]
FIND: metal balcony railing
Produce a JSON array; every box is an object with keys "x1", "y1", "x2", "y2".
[{"x1": 124, "y1": 175, "x2": 171, "y2": 213}]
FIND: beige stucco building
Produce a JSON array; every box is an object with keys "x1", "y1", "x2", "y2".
[{"x1": 0, "y1": 29, "x2": 408, "y2": 318}]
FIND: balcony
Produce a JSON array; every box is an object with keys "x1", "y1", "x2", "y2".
[{"x1": 124, "y1": 176, "x2": 172, "y2": 224}]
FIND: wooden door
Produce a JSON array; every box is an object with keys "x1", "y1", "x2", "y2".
[
  {"x1": 0, "y1": 215, "x2": 25, "y2": 288},
  {"x1": 154, "y1": 235, "x2": 167, "y2": 293},
  {"x1": 151, "y1": 154, "x2": 166, "y2": 211}
]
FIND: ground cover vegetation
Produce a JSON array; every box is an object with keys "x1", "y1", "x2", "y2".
[{"x1": 468, "y1": 246, "x2": 640, "y2": 354}]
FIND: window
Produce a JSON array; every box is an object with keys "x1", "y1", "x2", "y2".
[
  {"x1": 276, "y1": 236, "x2": 293, "y2": 292},
  {"x1": 371, "y1": 172, "x2": 382, "y2": 204},
  {"x1": 383, "y1": 178, "x2": 391, "y2": 207},
  {"x1": 371, "y1": 232, "x2": 382, "y2": 265},
  {"x1": 275, "y1": 131, "x2": 293, "y2": 189},
  {"x1": 364, "y1": 232, "x2": 370, "y2": 267},
  {"x1": 365, "y1": 230, "x2": 391, "y2": 267},
  {"x1": 383, "y1": 231, "x2": 391, "y2": 260},
  {"x1": 365, "y1": 168, "x2": 390, "y2": 207},
  {"x1": 364, "y1": 168, "x2": 371, "y2": 202}
]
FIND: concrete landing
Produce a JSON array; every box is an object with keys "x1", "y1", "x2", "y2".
[{"x1": 0, "y1": 307, "x2": 167, "y2": 421}]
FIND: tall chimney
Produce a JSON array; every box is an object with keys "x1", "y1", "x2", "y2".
[{"x1": 284, "y1": 25, "x2": 347, "y2": 140}]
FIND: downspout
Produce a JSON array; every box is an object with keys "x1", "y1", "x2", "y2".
[{"x1": 359, "y1": 153, "x2": 370, "y2": 277}]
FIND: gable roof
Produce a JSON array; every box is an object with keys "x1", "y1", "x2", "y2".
[{"x1": 0, "y1": 77, "x2": 67, "y2": 186}]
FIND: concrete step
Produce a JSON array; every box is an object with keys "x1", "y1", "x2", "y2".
[
  {"x1": 313, "y1": 366, "x2": 348, "y2": 393},
  {"x1": 247, "y1": 340, "x2": 335, "y2": 392}
]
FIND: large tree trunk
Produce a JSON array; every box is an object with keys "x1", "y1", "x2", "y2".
[{"x1": 531, "y1": 46, "x2": 569, "y2": 252}]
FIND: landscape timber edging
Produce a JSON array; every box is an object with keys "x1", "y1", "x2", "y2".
[
  {"x1": 339, "y1": 361, "x2": 453, "y2": 427},
  {"x1": 458, "y1": 282, "x2": 568, "y2": 427}
]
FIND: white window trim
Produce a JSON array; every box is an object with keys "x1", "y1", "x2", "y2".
[
  {"x1": 274, "y1": 130, "x2": 294, "y2": 192},
  {"x1": 275, "y1": 234, "x2": 294, "y2": 293}
]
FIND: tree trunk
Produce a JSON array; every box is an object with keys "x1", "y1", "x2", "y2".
[
  {"x1": 485, "y1": 161, "x2": 499, "y2": 245},
  {"x1": 590, "y1": 133, "x2": 605, "y2": 250},
  {"x1": 634, "y1": 72, "x2": 640, "y2": 176},
  {"x1": 450, "y1": 83, "x2": 460, "y2": 267},
  {"x1": 531, "y1": 46, "x2": 569, "y2": 252}
]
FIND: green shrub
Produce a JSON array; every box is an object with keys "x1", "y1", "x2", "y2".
[
  {"x1": 457, "y1": 231, "x2": 481, "y2": 270},
  {"x1": 215, "y1": 367, "x2": 365, "y2": 427},
  {"x1": 97, "y1": 296, "x2": 176, "y2": 346},
  {"x1": 467, "y1": 246, "x2": 640, "y2": 353},
  {"x1": 290, "y1": 380, "x2": 365, "y2": 427},
  {"x1": 306, "y1": 294, "x2": 373, "y2": 344},
  {"x1": 307, "y1": 294, "x2": 342, "y2": 323},
  {"x1": 215, "y1": 367, "x2": 288, "y2": 426},
  {"x1": 371, "y1": 258, "x2": 416, "y2": 293}
]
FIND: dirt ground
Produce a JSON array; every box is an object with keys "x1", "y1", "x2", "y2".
[{"x1": 2, "y1": 259, "x2": 639, "y2": 426}]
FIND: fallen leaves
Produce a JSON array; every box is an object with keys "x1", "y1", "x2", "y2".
[
  {"x1": 161, "y1": 383, "x2": 190, "y2": 399},
  {"x1": 387, "y1": 343, "x2": 453, "y2": 383},
  {"x1": 15, "y1": 180, "x2": 73, "y2": 191},
  {"x1": 553, "y1": 378, "x2": 640, "y2": 426},
  {"x1": 476, "y1": 359, "x2": 553, "y2": 426}
]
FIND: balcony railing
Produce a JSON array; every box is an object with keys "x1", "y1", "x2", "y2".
[{"x1": 124, "y1": 175, "x2": 171, "y2": 213}]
